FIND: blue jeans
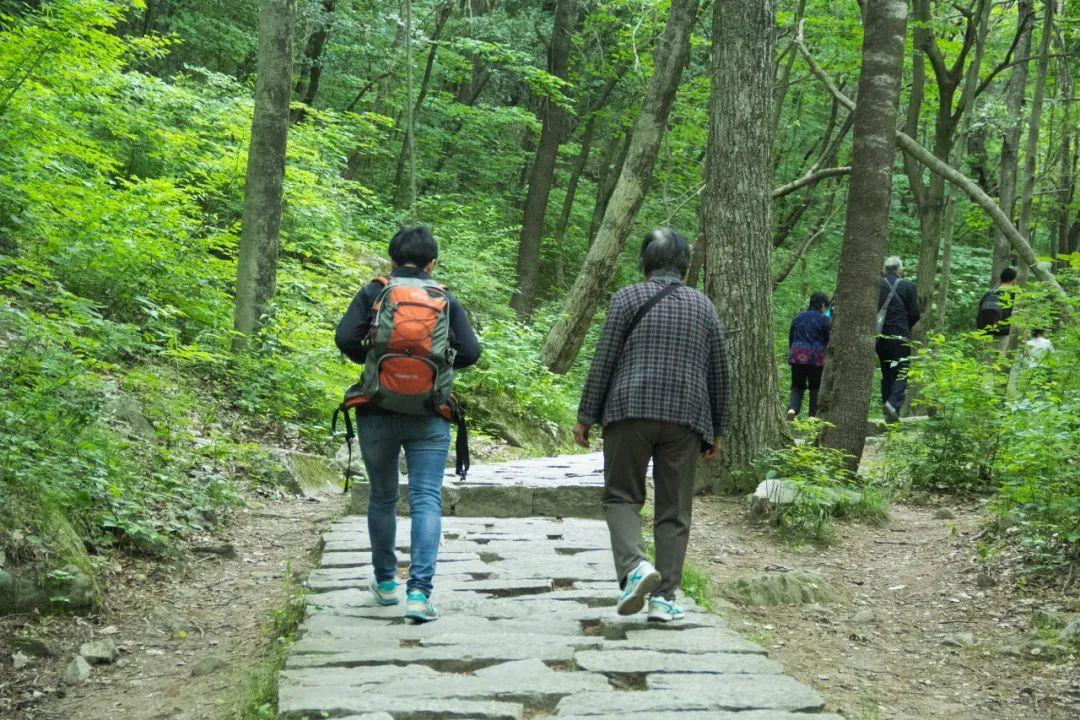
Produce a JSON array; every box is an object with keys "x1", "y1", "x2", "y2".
[{"x1": 357, "y1": 414, "x2": 450, "y2": 597}]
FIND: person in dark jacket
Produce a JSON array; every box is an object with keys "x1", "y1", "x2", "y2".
[
  {"x1": 786, "y1": 292, "x2": 831, "y2": 420},
  {"x1": 334, "y1": 225, "x2": 480, "y2": 623},
  {"x1": 976, "y1": 266, "x2": 1017, "y2": 353},
  {"x1": 573, "y1": 228, "x2": 731, "y2": 623},
  {"x1": 877, "y1": 256, "x2": 920, "y2": 422}
]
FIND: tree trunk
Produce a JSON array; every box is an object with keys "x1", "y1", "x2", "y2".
[
  {"x1": 687, "y1": 234, "x2": 706, "y2": 288},
  {"x1": 588, "y1": 127, "x2": 632, "y2": 243},
  {"x1": 393, "y1": 1, "x2": 453, "y2": 207},
  {"x1": 1015, "y1": 0, "x2": 1054, "y2": 283},
  {"x1": 232, "y1": 0, "x2": 294, "y2": 351},
  {"x1": 771, "y1": 0, "x2": 807, "y2": 139},
  {"x1": 510, "y1": 0, "x2": 580, "y2": 318},
  {"x1": 540, "y1": 0, "x2": 700, "y2": 372},
  {"x1": 1053, "y1": 39, "x2": 1074, "y2": 271},
  {"x1": 992, "y1": 0, "x2": 1034, "y2": 283},
  {"x1": 291, "y1": 0, "x2": 335, "y2": 124},
  {"x1": 933, "y1": 0, "x2": 991, "y2": 333},
  {"x1": 817, "y1": 0, "x2": 908, "y2": 468},
  {"x1": 697, "y1": 0, "x2": 780, "y2": 492}
]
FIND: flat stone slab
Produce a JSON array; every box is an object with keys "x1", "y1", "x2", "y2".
[
  {"x1": 283, "y1": 467, "x2": 841, "y2": 720},
  {"x1": 647, "y1": 674, "x2": 824, "y2": 711},
  {"x1": 573, "y1": 650, "x2": 782, "y2": 676}
]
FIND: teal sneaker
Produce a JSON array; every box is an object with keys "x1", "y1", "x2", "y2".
[
  {"x1": 404, "y1": 591, "x2": 438, "y2": 624},
  {"x1": 648, "y1": 596, "x2": 686, "y2": 622},
  {"x1": 369, "y1": 577, "x2": 400, "y2": 606},
  {"x1": 616, "y1": 560, "x2": 661, "y2": 616}
]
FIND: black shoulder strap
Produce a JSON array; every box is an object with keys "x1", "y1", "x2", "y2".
[{"x1": 620, "y1": 283, "x2": 681, "y2": 349}]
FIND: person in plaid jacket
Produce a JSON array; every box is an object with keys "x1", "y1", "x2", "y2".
[{"x1": 573, "y1": 228, "x2": 731, "y2": 623}]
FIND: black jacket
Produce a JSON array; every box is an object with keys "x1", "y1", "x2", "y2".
[
  {"x1": 879, "y1": 272, "x2": 920, "y2": 338},
  {"x1": 334, "y1": 266, "x2": 482, "y2": 369}
]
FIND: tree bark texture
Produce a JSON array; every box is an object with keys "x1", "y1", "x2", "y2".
[
  {"x1": 817, "y1": 0, "x2": 908, "y2": 468},
  {"x1": 540, "y1": 0, "x2": 700, "y2": 373},
  {"x1": 699, "y1": 0, "x2": 781, "y2": 492},
  {"x1": 588, "y1": 127, "x2": 632, "y2": 243},
  {"x1": 232, "y1": 0, "x2": 294, "y2": 351},
  {"x1": 992, "y1": 0, "x2": 1034, "y2": 283},
  {"x1": 510, "y1": 0, "x2": 579, "y2": 318},
  {"x1": 1053, "y1": 37, "x2": 1074, "y2": 269}
]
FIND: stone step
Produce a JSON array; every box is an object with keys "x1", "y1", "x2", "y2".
[{"x1": 350, "y1": 453, "x2": 605, "y2": 519}]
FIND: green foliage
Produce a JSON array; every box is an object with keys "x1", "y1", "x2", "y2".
[
  {"x1": 757, "y1": 419, "x2": 889, "y2": 545},
  {"x1": 886, "y1": 284, "x2": 1079, "y2": 576}
]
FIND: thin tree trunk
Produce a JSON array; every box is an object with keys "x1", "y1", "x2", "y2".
[
  {"x1": 773, "y1": 190, "x2": 841, "y2": 288},
  {"x1": 232, "y1": 0, "x2": 294, "y2": 351},
  {"x1": 797, "y1": 35, "x2": 1069, "y2": 303},
  {"x1": 1053, "y1": 36, "x2": 1074, "y2": 271},
  {"x1": 588, "y1": 126, "x2": 633, "y2": 243},
  {"x1": 698, "y1": 0, "x2": 780, "y2": 492},
  {"x1": 817, "y1": 0, "x2": 908, "y2": 469},
  {"x1": 540, "y1": 0, "x2": 700, "y2": 372},
  {"x1": 771, "y1": 0, "x2": 806, "y2": 139},
  {"x1": 687, "y1": 234, "x2": 706, "y2": 288},
  {"x1": 1015, "y1": 0, "x2": 1055, "y2": 283},
  {"x1": 510, "y1": 0, "x2": 580, "y2": 318},
  {"x1": 992, "y1": 0, "x2": 1034, "y2": 282},
  {"x1": 933, "y1": 0, "x2": 991, "y2": 332},
  {"x1": 291, "y1": 0, "x2": 335, "y2": 124},
  {"x1": 393, "y1": 1, "x2": 453, "y2": 206}
]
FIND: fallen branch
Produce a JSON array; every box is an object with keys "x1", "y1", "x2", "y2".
[
  {"x1": 795, "y1": 35, "x2": 1070, "y2": 307},
  {"x1": 772, "y1": 166, "x2": 851, "y2": 199}
]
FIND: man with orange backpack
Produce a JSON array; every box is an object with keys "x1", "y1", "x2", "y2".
[{"x1": 335, "y1": 225, "x2": 480, "y2": 623}]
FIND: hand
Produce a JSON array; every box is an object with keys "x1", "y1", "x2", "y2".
[
  {"x1": 572, "y1": 422, "x2": 592, "y2": 449},
  {"x1": 701, "y1": 437, "x2": 723, "y2": 462}
]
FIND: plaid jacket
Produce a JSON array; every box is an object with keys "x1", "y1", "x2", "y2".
[{"x1": 577, "y1": 276, "x2": 732, "y2": 442}]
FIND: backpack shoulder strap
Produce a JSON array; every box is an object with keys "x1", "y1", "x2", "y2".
[
  {"x1": 621, "y1": 283, "x2": 681, "y2": 350},
  {"x1": 879, "y1": 276, "x2": 900, "y2": 311}
]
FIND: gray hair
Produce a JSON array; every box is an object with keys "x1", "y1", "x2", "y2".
[
  {"x1": 640, "y1": 228, "x2": 691, "y2": 277},
  {"x1": 884, "y1": 256, "x2": 903, "y2": 273}
]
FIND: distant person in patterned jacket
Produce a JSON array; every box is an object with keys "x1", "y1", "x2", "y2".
[
  {"x1": 786, "y1": 292, "x2": 831, "y2": 421},
  {"x1": 573, "y1": 228, "x2": 731, "y2": 624}
]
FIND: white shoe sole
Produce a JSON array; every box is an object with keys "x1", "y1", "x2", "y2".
[{"x1": 617, "y1": 568, "x2": 662, "y2": 616}]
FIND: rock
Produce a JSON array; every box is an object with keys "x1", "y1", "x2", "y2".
[
  {"x1": 61, "y1": 656, "x2": 92, "y2": 685},
  {"x1": 192, "y1": 543, "x2": 238, "y2": 560},
  {"x1": 849, "y1": 608, "x2": 876, "y2": 625},
  {"x1": 975, "y1": 572, "x2": 995, "y2": 589},
  {"x1": 190, "y1": 654, "x2": 229, "y2": 677},
  {"x1": 273, "y1": 450, "x2": 341, "y2": 497},
  {"x1": 933, "y1": 508, "x2": 956, "y2": 520},
  {"x1": 1001, "y1": 646, "x2": 1023, "y2": 658},
  {"x1": 14, "y1": 636, "x2": 61, "y2": 658},
  {"x1": 942, "y1": 632, "x2": 975, "y2": 648},
  {"x1": 1024, "y1": 640, "x2": 1055, "y2": 660},
  {"x1": 718, "y1": 571, "x2": 842, "y2": 606},
  {"x1": 12, "y1": 652, "x2": 31, "y2": 670},
  {"x1": 155, "y1": 609, "x2": 196, "y2": 634},
  {"x1": 79, "y1": 639, "x2": 119, "y2": 665},
  {"x1": 105, "y1": 394, "x2": 155, "y2": 437},
  {"x1": 755, "y1": 478, "x2": 799, "y2": 505}
]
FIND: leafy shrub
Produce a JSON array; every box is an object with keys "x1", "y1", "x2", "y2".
[
  {"x1": 885, "y1": 280, "x2": 1079, "y2": 576},
  {"x1": 756, "y1": 418, "x2": 888, "y2": 544}
]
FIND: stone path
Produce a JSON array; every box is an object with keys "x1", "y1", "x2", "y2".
[{"x1": 282, "y1": 456, "x2": 842, "y2": 720}]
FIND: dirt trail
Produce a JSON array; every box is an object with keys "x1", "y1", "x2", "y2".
[
  {"x1": 1, "y1": 489, "x2": 346, "y2": 720},
  {"x1": 689, "y1": 496, "x2": 1079, "y2": 720}
]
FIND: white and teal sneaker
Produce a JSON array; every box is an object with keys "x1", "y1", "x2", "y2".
[
  {"x1": 616, "y1": 560, "x2": 662, "y2": 616},
  {"x1": 404, "y1": 591, "x2": 438, "y2": 624},
  {"x1": 369, "y1": 577, "x2": 400, "y2": 606},
  {"x1": 648, "y1": 596, "x2": 686, "y2": 622}
]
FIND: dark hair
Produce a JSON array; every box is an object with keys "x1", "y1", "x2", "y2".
[
  {"x1": 1000, "y1": 266, "x2": 1017, "y2": 284},
  {"x1": 808, "y1": 292, "x2": 830, "y2": 311},
  {"x1": 389, "y1": 224, "x2": 438, "y2": 267},
  {"x1": 640, "y1": 228, "x2": 690, "y2": 277}
]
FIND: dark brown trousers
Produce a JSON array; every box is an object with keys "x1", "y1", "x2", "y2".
[{"x1": 602, "y1": 419, "x2": 700, "y2": 599}]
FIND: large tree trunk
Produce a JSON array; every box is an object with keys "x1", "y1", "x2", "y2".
[
  {"x1": 232, "y1": 0, "x2": 294, "y2": 351},
  {"x1": 992, "y1": 0, "x2": 1035, "y2": 283},
  {"x1": 291, "y1": 0, "x2": 335, "y2": 124},
  {"x1": 540, "y1": 0, "x2": 700, "y2": 372},
  {"x1": 510, "y1": 0, "x2": 579, "y2": 318},
  {"x1": 1015, "y1": 0, "x2": 1054, "y2": 283},
  {"x1": 817, "y1": 0, "x2": 908, "y2": 468},
  {"x1": 587, "y1": 127, "x2": 632, "y2": 243},
  {"x1": 698, "y1": 0, "x2": 781, "y2": 492}
]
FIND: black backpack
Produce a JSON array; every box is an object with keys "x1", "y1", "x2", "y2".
[{"x1": 976, "y1": 290, "x2": 1003, "y2": 330}]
